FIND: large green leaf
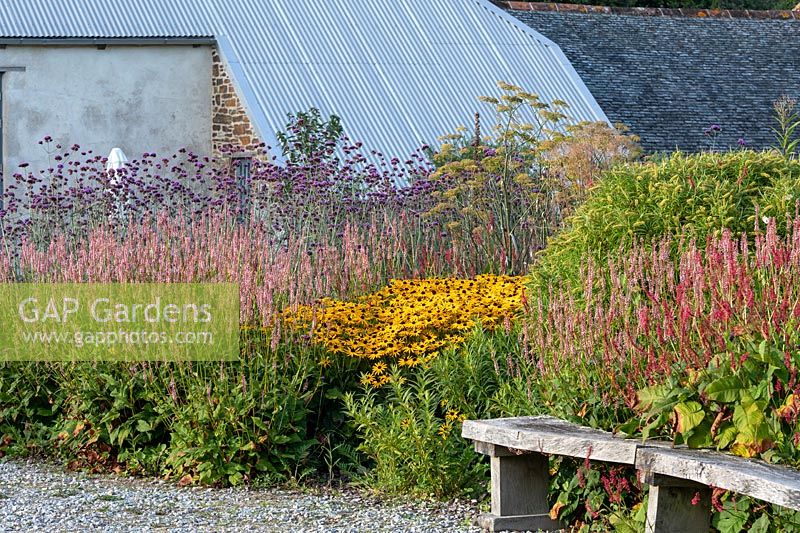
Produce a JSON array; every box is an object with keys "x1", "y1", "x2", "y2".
[
  {"x1": 715, "y1": 423, "x2": 738, "y2": 450},
  {"x1": 731, "y1": 395, "x2": 774, "y2": 457},
  {"x1": 636, "y1": 384, "x2": 666, "y2": 410},
  {"x1": 715, "y1": 508, "x2": 748, "y2": 533},
  {"x1": 753, "y1": 340, "x2": 782, "y2": 367},
  {"x1": 733, "y1": 396, "x2": 768, "y2": 439},
  {"x1": 748, "y1": 515, "x2": 771, "y2": 533},
  {"x1": 674, "y1": 401, "x2": 705, "y2": 435},
  {"x1": 609, "y1": 512, "x2": 640, "y2": 533},
  {"x1": 686, "y1": 420, "x2": 713, "y2": 448},
  {"x1": 637, "y1": 381, "x2": 686, "y2": 415},
  {"x1": 704, "y1": 376, "x2": 744, "y2": 403}
]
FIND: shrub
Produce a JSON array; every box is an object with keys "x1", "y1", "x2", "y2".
[
  {"x1": 505, "y1": 216, "x2": 800, "y2": 530},
  {"x1": 343, "y1": 366, "x2": 486, "y2": 498},
  {"x1": 0, "y1": 362, "x2": 59, "y2": 459},
  {"x1": 542, "y1": 121, "x2": 641, "y2": 223},
  {"x1": 49, "y1": 361, "x2": 166, "y2": 474},
  {"x1": 275, "y1": 108, "x2": 343, "y2": 165},
  {"x1": 156, "y1": 333, "x2": 322, "y2": 486},
  {"x1": 534, "y1": 150, "x2": 800, "y2": 290},
  {"x1": 428, "y1": 325, "x2": 522, "y2": 421}
]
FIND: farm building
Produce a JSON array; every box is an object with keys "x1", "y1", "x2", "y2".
[
  {"x1": 0, "y1": 0, "x2": 606, "y2": 180},
  {"x1": 1, "y1": 0, "x2": 798, "y2": 183}
]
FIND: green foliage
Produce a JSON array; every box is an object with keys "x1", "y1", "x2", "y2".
[
  {"x1": 635, "y1": 336, "x2": 800, "y2": 463},
  {"x1": 428, "y1": 82, "x2": 638, "y2": 274},
  {"x1": 157, "y1": 345, "x2": 319, "y2": 486},
  {"x1": 711, "y1": 496, "x2": 800, "y2": 533},
  {"x1": 547, "y1": 458, "x2": 644, "y2": 531},
  {"x1": 50, "y1": 362, "x2": 166, "y2": 473},
  {"x1": 517, "y1": 201, "x2": 800, "y2": 528},
  {"x1": 534, "y1": 150, "x2": 800, "y2": 290},
  {"x1": 343, "y1": 366, "x2": 486, "y2": 498},
  {"x1": 438, "y1": 330, "x2": 644, "y2": 529},
  {"x1": 0, "y1": 362, "x2": 59, "y2": 458},
  {"x1": 773, "y1": 96, "x2": 800, "y2": 160},
  {"x1": 428, "y1": 325, "x2": 520, "y2": 420},
  {"x1": 0, "y1": 330, "x2": 333, "y2": 487},
  {"x1": 275, "y1": 108, "x2": 344, "y2": 164},
  {"x1": 338, "y1": 323, "x2": 646, "y2": 528},
  {"x1": 428, "y1": 82, "x2": 570, "y2": 273}
]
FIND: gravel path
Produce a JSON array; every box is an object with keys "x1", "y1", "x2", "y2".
[{"x1": 0, "y1": 459, "x2": 482, "y2": 532}]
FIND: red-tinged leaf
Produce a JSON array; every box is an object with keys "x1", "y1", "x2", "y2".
[{"x1": 674, "y1": 401, "x2": 705, "y2": 435}]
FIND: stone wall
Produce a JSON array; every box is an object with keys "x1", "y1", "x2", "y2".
[{"x1": 211, "y1": 48, "x2": 262, "y2": 156}]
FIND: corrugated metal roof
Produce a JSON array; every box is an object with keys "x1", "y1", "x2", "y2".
[
  {"x1": 0, "y1": 0, "x2": 608, "y2": 160},
  {"x1": 0, "y1": 0, "x2": 213, "y2": 38}
]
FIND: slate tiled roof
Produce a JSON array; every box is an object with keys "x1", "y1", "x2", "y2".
[
  {"x1": 504, "y1": 3, "x2": 800, "y2": 152},
  {"x1": 0, "y1": 0, "x2": 609, "y2": 161}
]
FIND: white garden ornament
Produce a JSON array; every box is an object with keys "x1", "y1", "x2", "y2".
[
  {"x1": 106, "y1": 147, "x2": 129, "y2": 183},
  {"x1": 106, "y1": 147, "x2": 130, "y2": 220}
]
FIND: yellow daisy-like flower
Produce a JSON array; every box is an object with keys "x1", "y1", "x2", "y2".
[
  {"x1": 284, "y1": 274, "x2": 528, "y2": 388},
  {"x1": 445, "y1": 408, "x2": 462, "y2": 422}
]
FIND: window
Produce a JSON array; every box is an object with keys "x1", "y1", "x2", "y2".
[{"x1": 231, "y1": 153, "x2": 253, "y2": 222}]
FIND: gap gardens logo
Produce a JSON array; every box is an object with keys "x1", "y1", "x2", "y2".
[{"x1": 0, "y1": 284, "x2": 239, "y2": 361}]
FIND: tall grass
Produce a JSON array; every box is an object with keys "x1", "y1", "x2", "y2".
[{"x1": 1, "y1": 209, "x2": 500, "y2": 324}]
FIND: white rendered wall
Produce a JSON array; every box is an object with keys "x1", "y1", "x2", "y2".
[{"x1": 0, "y1": 45, "x2": 212, "y2": 179}]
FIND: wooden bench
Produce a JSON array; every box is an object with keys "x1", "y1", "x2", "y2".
[{"x1": 462, "y1": 416, "x2": 800, "y2": 532}]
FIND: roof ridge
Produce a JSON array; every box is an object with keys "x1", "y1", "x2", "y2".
[{"x1": 495, "y1": 1, "x2": 800, "y2": 20}]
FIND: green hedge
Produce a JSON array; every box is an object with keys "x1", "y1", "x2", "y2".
[{"x1": 533, "y1": 150, "x2": 800, "y2": 289}]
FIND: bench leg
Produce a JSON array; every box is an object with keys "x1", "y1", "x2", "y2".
[
  {"x1": 644, "y1": 474, "x2": 710, "y2": 533},
  {"x1": 474, "y1": 442, "x2": 563, "y2": 532}
]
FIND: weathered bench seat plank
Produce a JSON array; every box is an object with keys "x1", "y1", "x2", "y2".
[
  {"x1": 637, "y1": 447, "x2": 800, "y2": 511},
  {"x1": 464, "y1": 415, "x2": 800, "y2": 532},
  {"x1": 462, "y1": 415, "x2": 644, "y2": 465}
]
